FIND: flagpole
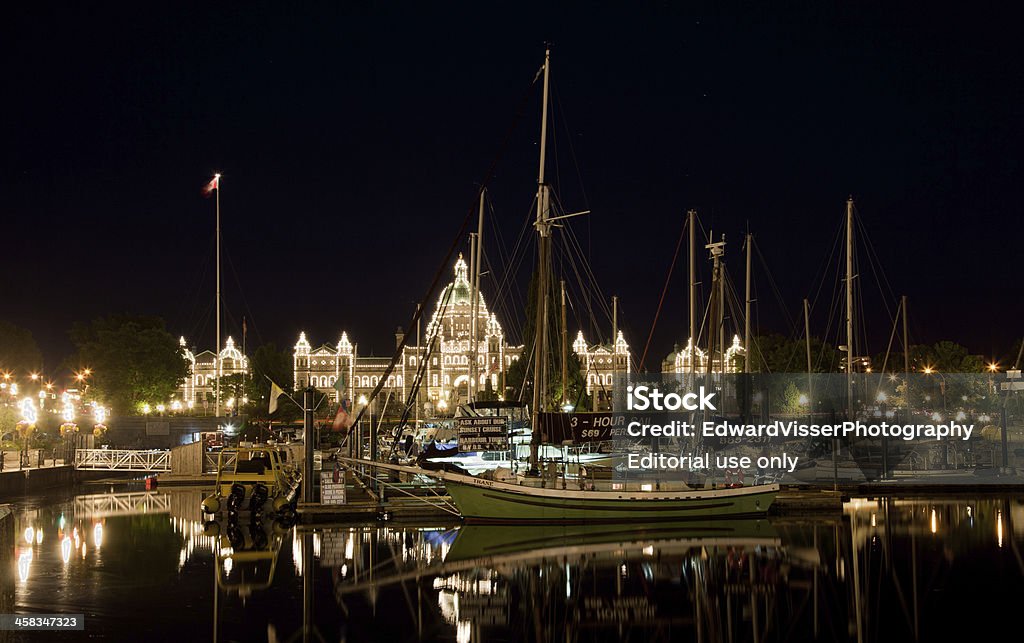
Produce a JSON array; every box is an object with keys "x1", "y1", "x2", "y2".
[{"x1": 215, "y1": 174, "x2": 222, "y2": 421}]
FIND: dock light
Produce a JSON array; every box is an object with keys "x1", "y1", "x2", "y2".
[
  {"x1": 876, "y1": 392, "x2": 887, "y2": 403},
  {"x1": 9, "y1": 383, "x2": 16, "y2": 395},
  {"x1": 30, "y1": 373, "x2": 39, "y2": 381},
  {"x1": 93, "y1": 404, "x2": 107, "y2": 424},
  {"x1": 931, "y1": 413, "x2": 942, "y2": 422},
  {"x1": 561, "y1": 402, "x2": 574, "y2": 413},
  {"x1": 142, "y1": 403, "x2": 151, "y2": 414},
  {"x1": 187, "y1": 400, "x2": 194, "y2": 409},
  {"x1": 988, "y1": 362, "x2": 999, "y2": 373},
  {"x1": 156, "y1": 403, "x2": 166, "y2": 413},
  {"x1": 358, "y1": 395, "x2": 368, "y2": 406},
  {"x1": 798, "y1": 394, "x2": 809, "y2": 406},
  {"x1": 171, "y1": 400, "x2": 182, "y2": 411}
]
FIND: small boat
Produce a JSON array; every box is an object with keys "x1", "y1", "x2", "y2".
[{"x1": 201, "y1": 445, "x2": 301, "y2": 517}]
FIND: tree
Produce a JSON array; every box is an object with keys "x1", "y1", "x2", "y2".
[
  {"x1": 0, "y1": 320, "x2": 43, "y2": 374},
  {"x1": 749, "y1": 333, "x2": 837, "y2": 373},
  {"x1": 69, "y1": 315, "x2": 189, "y2": 414},
  {"x1": 244, "y1": 343, "x2": 298, "y2": 420}
]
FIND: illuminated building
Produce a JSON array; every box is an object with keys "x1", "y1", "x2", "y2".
[
  {"x1": 178, "y1": 336, "x2": 250, "y2": 406},
  {"x1": 572, "y1": 330, "x2": 631, "y2": 411},
  {"x1": 293, "y1": 256, "x2": 524, "y2": 414},
  {"x1": 661, "y1": 335, "x2": 745, "y2": 375}
]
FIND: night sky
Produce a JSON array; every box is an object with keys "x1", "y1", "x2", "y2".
[{"x1": 3, "y1": 2, "x2": 1022, "y2": 371}]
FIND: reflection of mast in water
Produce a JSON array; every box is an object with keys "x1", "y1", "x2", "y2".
[{"x1": 326, "y1": 520, "x2": 856, "y2": 643}]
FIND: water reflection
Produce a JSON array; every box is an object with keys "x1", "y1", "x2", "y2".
[{"x1": 5, "y1": 490, "x2": 1024, "y2": 641}]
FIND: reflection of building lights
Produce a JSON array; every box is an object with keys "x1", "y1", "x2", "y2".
[
  {"x1": 640, "y1": 483, "x2": 653, "y2": 492},
  {"x1": 81, "y1": 543, "x2": 87, "y2": 559},
  {"x1": 223, "y1": 557, "x2": 233, "y2": 576},
  {"x1": 340, "y1": 563, "x2": 348, "y2": 577},
  {"x1": 456, "y1": 621, "x2": 471, "y2": 643},
  {"x1": 997, "y1": 511, "x2": 1004, "y2": 548},
  {"x1": 871, "y1": 513, "x2": 876, "y2": 528},
  {"x1": 345, "y1": 536, "x2": 354, "y2": 560},
  {"x1": 24, "y1": 527, "x2": 34, "y2": 545},
  {"x1": 62, "y1": 537, "x2": 72, "y2": 564},
  {"x1": 93, "y1": 523, "x2": 103, "y2": 548},
  {"x1": 18, "y1": 549, "x2": 32, "y2": 583},
  {"x1": 36, "y1": 528, "x2": 43, "y2": 545},
  {"x1": 930, "y1": 509, "x2": 938, "y2": 534}
]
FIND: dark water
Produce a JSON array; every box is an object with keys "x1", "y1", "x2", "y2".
[{"x1": 5, "y1": 487, "x2": 1024, "y2": 641}]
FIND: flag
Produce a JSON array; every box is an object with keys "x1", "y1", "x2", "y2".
[
  {"x1": 268, "y1": 381, "x2": 285, "y2": 414},
  {"x1": 332, "y1": 397, "x2": 353, "y2": 431},
  {"x1": 202, "y1": 174, "x2": 220, "y2": 198},
  {"x1": 332, "y1": 373, "x2": 352, "y2": 431}
]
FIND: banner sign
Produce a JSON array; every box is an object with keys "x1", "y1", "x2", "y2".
[
  {"x1": 536, "y1": 412, "x2": 618, "y2": 444},
  {"x1": 456, "y1": 416, "x2": 509, "y2": 451}
]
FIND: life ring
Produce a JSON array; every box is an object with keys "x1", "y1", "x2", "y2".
[{"x1": 724, "y1": 468, "x2": 745, "y2": 488}]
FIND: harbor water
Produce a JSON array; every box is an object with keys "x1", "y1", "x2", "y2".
[{"x1": 4, "y1": 486, "x2": 1024, "y2": 641}]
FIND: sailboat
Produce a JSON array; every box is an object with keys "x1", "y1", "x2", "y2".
[{"x1": 426, "y1": 48, "x2": 779, "y2": 523}]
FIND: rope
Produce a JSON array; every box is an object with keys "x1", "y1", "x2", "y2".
[{"x1": 639, "y1": 216, "x2": 687, "y2": 371}]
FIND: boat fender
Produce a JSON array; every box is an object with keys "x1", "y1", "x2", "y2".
[{"x1": 201, "y1": 494, "x2": 221, "y2": 514}]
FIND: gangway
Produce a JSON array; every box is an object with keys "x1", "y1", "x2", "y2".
[{"x1": 74, "y1": 448, "x2": 171, "y2": 472}]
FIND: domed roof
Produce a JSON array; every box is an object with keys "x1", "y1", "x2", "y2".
[{"x1": 446, "y1": 254, "x2": 472, "y2": 306}]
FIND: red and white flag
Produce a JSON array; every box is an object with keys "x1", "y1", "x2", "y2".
[
  {"x1": 202, "y1": 174, "x2": 220, "y2": 197},
  {"x1": 332, "y1": 397, "x2": 353, "y2": 431}
]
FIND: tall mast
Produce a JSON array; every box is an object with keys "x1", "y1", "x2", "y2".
[
  {"x1": 530, "y1": 47, "x2": 552, "y2": 473},
  {"x1": 468, "y1": 232, "x2": 477, "y2": 403},
  {"x1": 471, "y1": 188, "x2": 486, "y2": 404},
  {"x1": 561, "y1": 280, "x2": 568, "y2": 409},
  {"x1": 804, "y1": 298, "x2": 813, "y2": 403},
  {"x1": 845, "y1": 196, "x2": 855, "y2": 417},
  {"x1": 902, "y1": 295, "x2": 909, "y2": 413},
  {"x1": 744, "y1": 232, "x2": 752, "y2": 373},
  {"x1": 612, "y1": 295, "x2": 618, "y2": 410},
  {"x1": 215, "y1": 173, "x2": 222, "y2": 420},
  {"x1": 688, "y1": 209, "x2": 696, "y2": 382},
  {"x1": 416, "y1": 302, "x2": 421, "y2": 428},
  {"x1": 718, "y1": 236, "x2": 726, "y2": 371},
  {"x1": 706, "y1": 234, "x2": 725, "y2": 375}
]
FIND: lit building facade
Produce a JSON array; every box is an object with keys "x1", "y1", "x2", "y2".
[
  {"x1": 178, "y1": 336, "x2": 250, "y2": 409},
  {"x1": 572, "y1": 330, "x2": 631, "y2": 410},
  {"x1": 661, "y1": 335, "x2": 745, "y2": 375},
  {"x1": 292, "y1": 256, "x2": 524, "y2": 414}
]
